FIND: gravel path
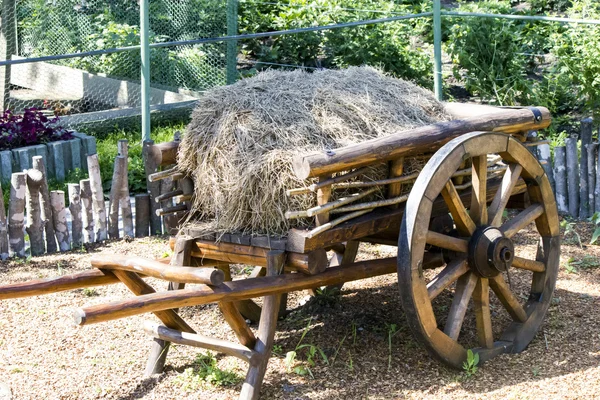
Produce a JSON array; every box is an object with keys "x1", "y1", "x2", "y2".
[{"x1": 0, "y1": 220, "x2": 599, "y2": 399}]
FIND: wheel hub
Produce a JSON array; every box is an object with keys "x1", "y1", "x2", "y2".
[{"x1": 468, "y1": 226, "x2": 514, "y2": 278}]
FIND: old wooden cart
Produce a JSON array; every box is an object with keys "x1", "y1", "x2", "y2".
[{"x1": 0, "y1": 104, "x2": 559, "y2": 399}]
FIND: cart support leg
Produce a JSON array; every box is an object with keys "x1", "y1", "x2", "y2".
[
  {"x1": 240, "y1": 250, "x2": 284, "y2": 400},
  {"x1": 144, "y1": 237, "x2": 194, "y2": 376}
]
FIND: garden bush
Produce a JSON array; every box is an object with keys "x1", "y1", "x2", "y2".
[{"x1": 0, "y1": 108, "x2": 72, "y2": 151}]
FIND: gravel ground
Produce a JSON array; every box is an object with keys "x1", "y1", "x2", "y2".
[{"x1": 0, "y1": 219, "x2": 599, "y2": 400}]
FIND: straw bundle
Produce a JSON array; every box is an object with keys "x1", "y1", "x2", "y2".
[{"x1": 177, "y1": 66, "x2": 450, "y2": 236}]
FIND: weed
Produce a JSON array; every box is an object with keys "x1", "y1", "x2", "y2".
[
  {"x1": 532, "y1": 366, "x2": 540, "y2": 377},
  {"x1": 567, "y1": 255, "x2": 600, "y2": 273},
  {"x1": 352, "y1": 321, "x2": 358, "y2": 346},
  {"x1": 313, "y1": 286, "x2": 341, "y2": 307},
  {"x1": 56, "y1": 262, "x2": 64, "y2": 276},
  {"x1": 272, "y1": 344, "x2": 283, "y2": 356},
  {"x1": 82, "y1": 288, "x2": 99, "y2": 297},
  {"x1": 285, "y1": 319, "x2": 328, "y2": 378},
  {"x1": 174, "y1": 352, "x2": 240, "y2": 390},
  {"x1": 331, "y1": 334, "x2": 347, "y2": 367},
  {"x1": 561, "y1": 219, "x2": 582, "y2": 248},
  {"x1": 462, "y1": 349, "x2": 479, "y2": 377},
  {"x1": 589, "y1": 212, "x2": 600, "y2": 245},
  {"x1": 347, "y1": 351, "x2": 354, "y2": 372}
]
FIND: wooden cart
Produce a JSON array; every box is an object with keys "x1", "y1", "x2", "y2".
[{"x1": 0, "y1": 105, "x2": 559, "y2": 399}]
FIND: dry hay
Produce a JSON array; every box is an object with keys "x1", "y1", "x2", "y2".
[{"x1": 177, "y1": 66, "x2": 451, "y2": 236}]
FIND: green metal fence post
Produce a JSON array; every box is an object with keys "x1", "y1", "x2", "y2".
[
  {"x1": 140, "y1": 0, "x2": 151, "y2": 141},
  {"x1": 226, "y1": 0, "x2": 238, "y2": 85},
  {"x1": 433, "y1": 0, "x2": 443, "y2": 101}
]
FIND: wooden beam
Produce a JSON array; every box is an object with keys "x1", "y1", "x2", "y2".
[
  {"x1": 73, "y1": 257, "x2": 397, "y2": 326},
  {"x1": 90, "y1": 254, "x2": 225, "y2": 285},
  {"x1": 0, "y1": 269, "x2": 118, "y2": 299},
  {"x1": 143, "y1": 321, "x2": 254, "y2": 363},
  {"x1": 292, "y1": 107, "x2": 551, "y2": 179}
]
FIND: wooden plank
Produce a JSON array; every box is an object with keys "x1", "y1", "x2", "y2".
[{"x1": 488, "y1": 163, "x2": 523, "y2": 227}]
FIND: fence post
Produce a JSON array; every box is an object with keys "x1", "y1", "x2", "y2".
[
  {"x1": 433, "y1": 0, "x2": 443, "y2": 101},
  {"x1": 226, "y1": 0, "x2": 238, "y2": 85},
  {"x1": 0, "y1": 0, "x2": 17, "y2": 111},
  {"x1": 140, "y1": 0, "x2": 151, "y2": 142}
]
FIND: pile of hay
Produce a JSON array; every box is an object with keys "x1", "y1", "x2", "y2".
[{"x1": 177, "y1": 66, "x2": 450, "y2": 236}]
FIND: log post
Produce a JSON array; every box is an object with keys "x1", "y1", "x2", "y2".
[
  {"x1": 240, "y1": 250, "x2": 284, "y2": 400},
  {"x1": 87, "y1": 154, "x2": 107, "y2": 241},
  {"x1": 579, "y1": 118, "x2": 593, "y2": 218},
  {"x1": 143, "y1": 140, "x2": 162, "y2": 235},
  {"x1": 50, "y1": 190, "x2": 70, "y2": 251},
  {"x1": 0, "y1": 181, "x2": 8, "y2": 259},
  {"x1": 118, "y1": 140, "x2": 134, "y2": 238},
  {"x1": 566, "y1": 137, "x2": 580, "y2": 218},
  {"x1": 553, "y1": 146, "x2": 568, "y2": 214},
  {"x1": 32, "y1": 156, "x2": 57, "y2": 253},
  {"x1": 80, "y1": 179, "x2": 94, "y2": 243},
  {"x1": 160, "y1": 176, "x2": 179, "y2": 235},
  {"x1": 68, "y1": 184, "x2": 83, "y2": 249},
  {"x1": 135, "y1": 194, "x2": 150, "y2": 237},
  {"x1": 587, "y1": 143, "x2": 598, "y2": 215},
  {"x1": 25, "y1": 169, "x2": 45, "y2": 256},
  {"x1": 596, "y1": 144, "x2": 600, "y2": 214},
  {"x1": 8, "y1": 172, "x2": 26, "y2": 257},
  {"x1": 536, "y1": 143, "x2": 554, "y2": 192},
  {"x1": 108, "y1": 156, "x2": 127, "y2": 239}
]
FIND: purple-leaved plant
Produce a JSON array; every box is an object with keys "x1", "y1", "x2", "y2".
[{"x1": 0, "y1": 107, "x2": 73, "y2": 151}]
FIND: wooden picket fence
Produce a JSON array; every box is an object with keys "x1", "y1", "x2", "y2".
[{"x1": 0, "y1": 138, "x2": 186, "y2": 259}]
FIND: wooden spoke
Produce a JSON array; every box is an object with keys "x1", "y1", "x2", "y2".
[
  {"x1": 427, "y1": 258, "x2": 469, "y2": 300},
  {"x1": 470, "y1": 156, "x2": 488, "y2": 225},
  {"x1": 444, "y1": 272, "x2": 478, "y2": 340},
  {"x1": 442, "y1": 181, "x2": 476, "y2": 235},
  {"x1": 512, "y1": 256, "x2": 546, "y2": 273},
  {"x1": 473, "y1": 278, "x2": 494, "y2": 348},
  {"x1": 488, "y1": 164, "x2": 523, "y2": 227},
  {"x1": 489, "y1": 275, "x2": 528, "y2": 322},
  {"x1": 426, "y1": 231, "x2": 469, "y2": 253},
  {"x1": 500, "y1": 203, "x2": 544, "y2": 238}
]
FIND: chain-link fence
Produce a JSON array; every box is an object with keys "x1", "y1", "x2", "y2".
[{"x1": 0, "y1": 0, "x2": 234, "y2": 127}]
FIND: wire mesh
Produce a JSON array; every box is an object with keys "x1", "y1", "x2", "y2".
[{"x1": 0, "y1": 0, "x2": 229, "y2": 124}]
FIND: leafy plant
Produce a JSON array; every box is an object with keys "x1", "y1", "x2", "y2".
[
  {"x1": 175, "y1": 352, "x2": 241, "y2": 390},
  {"x1": 285, "y1": 319, "x2": 329, "y2": 378},
  {"x1": 567, "y1": 255, "x2": 600, "y2": 271},
  {"x1": 0, "y1": 108, "x2": 72, "y2": 151},
  {"x1": 560, "y1": 219, "x2": 582, "y2": 248},
  {"x1": 462, "y1": 349, "x2": 479, "y2": 377}
]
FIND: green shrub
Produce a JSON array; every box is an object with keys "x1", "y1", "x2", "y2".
[
  {"x1": 550, "y1": 2, "x2": 600, "y2": 116},
  {"x1": 447, "y1": 1, "x2": 533, "y2": 105}
]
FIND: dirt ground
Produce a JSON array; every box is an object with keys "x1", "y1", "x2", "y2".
[{"x1": 0, "y1": 218, "x2": 599, "y2": 400}]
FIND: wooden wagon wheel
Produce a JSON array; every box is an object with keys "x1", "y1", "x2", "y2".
[{"x1": 398, "y1": 131, "x2": 560, "y2": 367}]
